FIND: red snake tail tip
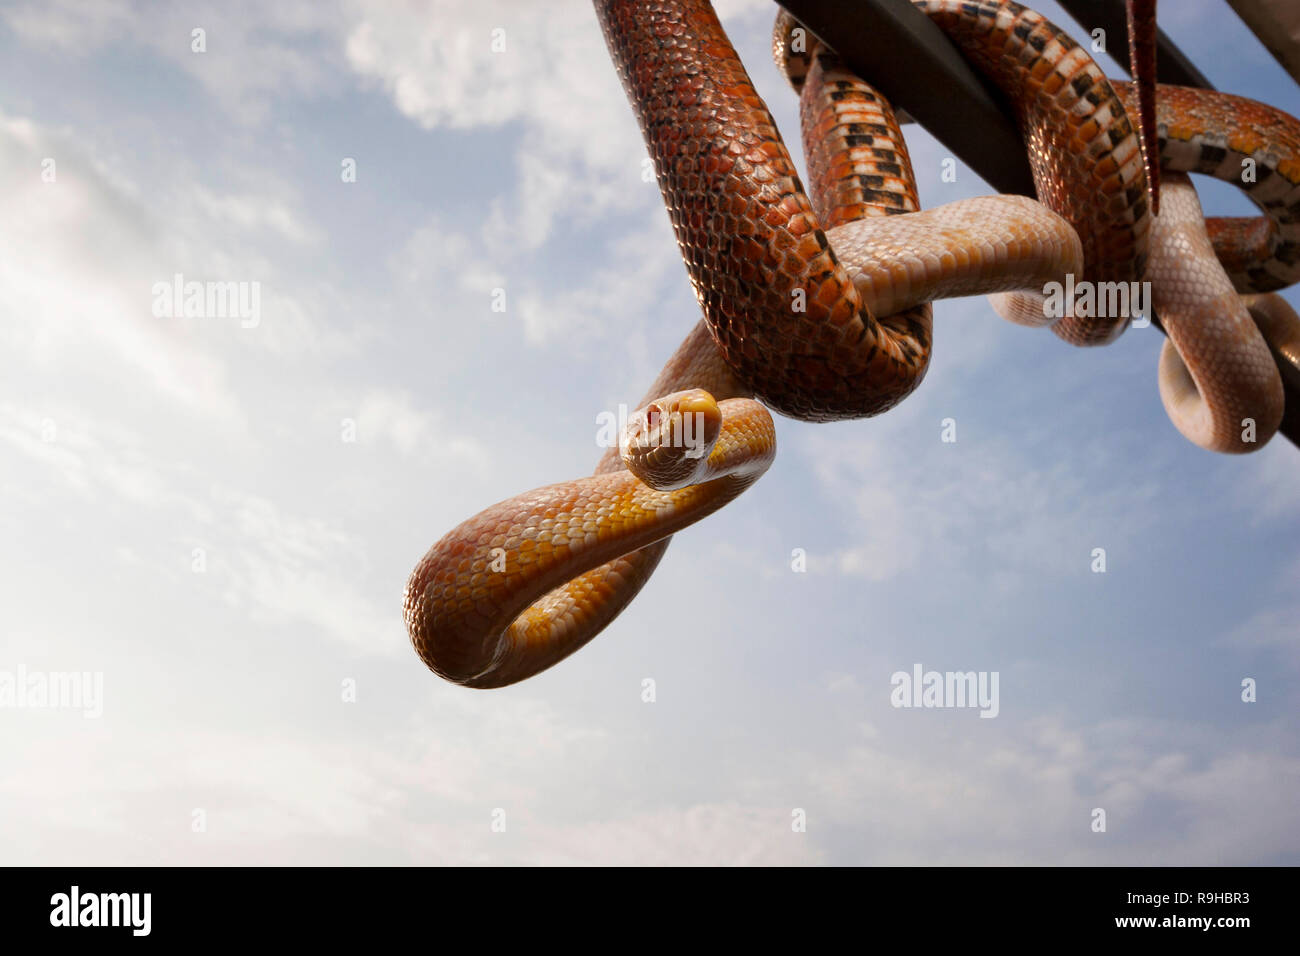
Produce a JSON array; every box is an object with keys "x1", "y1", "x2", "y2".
[{"x1": 1127, "y1": 0, "x2": 1160, "y2": 216}]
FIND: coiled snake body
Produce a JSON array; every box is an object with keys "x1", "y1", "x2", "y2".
[{"x1": 405, "y1": 0, "x2": 1300, "y2": 687}]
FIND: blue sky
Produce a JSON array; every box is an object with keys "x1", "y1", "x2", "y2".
[{"x1": 1, "y1": 0, "x2": 1298, "y2": 864}]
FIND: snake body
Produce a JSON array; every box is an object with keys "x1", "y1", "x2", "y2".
[
  {"x1": 406, "y1": 0, "x2": 1300, "y2": 686},
  {"x1": 407, "y1": 386, "x2": 773, "y2": 687},
  {"x1": 1111, "y1": 80, "x2": 1300, "y2": 449},
  {"x1": 1148, "y1": 172, "x2": 1284, "y2": 450},
  {"x1": 593, "y1": 0, "x2": 1089, "y2": 423},
  {"x1": 905, "y1": 1, "x2": 1296, "y2": 450},
  {"x1": 1112, "y1": 82, "x2": 1300, "y2": 294},
  {"x1": 910, "y1": 0, "x2": 1151, "y2": 346}
]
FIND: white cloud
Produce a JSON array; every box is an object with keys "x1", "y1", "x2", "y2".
[
  {"x1": 1221, "y1": 551, "x2": 1300, "y2": 671},
  {"x1": 2, "y1": 0, "x2": 348, "y2": 122},
  {"x1": 1236, "y1": 436, "x2": 1300, "y2": 523},
  {"x1": 804, "y1": 398, "x2": 1160, "y2": 585},
  {"x1": 353, "y1": 388, "x2": 490, "y2": 467},
  {"x1": 0, "y1": 115, "x2": 242, "y2": 422},
  {"x1": 346, "y1": 1, "x2": 642, "y2": 249},
  {"x1": 0, "y1": 402, "x2": 215, "y2": 517},
  {"x1": 192, "y1": 188, "x2": 321, "y2": 244},
  {"x1": 809, "y1": 714, "x2": 1300, "y2": 864},
  {"x1": 391, "y1": 214, "x2": 506, "y2": 296},
  {"x1": 6, "y1": 681, "x2": 1294, "y2": 864},
  {"x1": 0, "y1": 0, "x2": 134, "y2": 50},
  {"x1": 0, "y1": 109, "x2": 362, "y2": 422},
  {"x1": 0, "y1": 397, "x2": 420, "y2": 659},
  {"x1": 347, "y1": 0, "x2": 772, "y2": 253},
  {"x1": 503, "y1": 804, "x2": 824, "y2": 866}
]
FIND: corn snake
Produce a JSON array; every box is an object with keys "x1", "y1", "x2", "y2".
[{"x1": 404, "y1": 0, "x2": 1300, "y2": 687}]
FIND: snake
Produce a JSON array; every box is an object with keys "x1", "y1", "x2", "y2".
[{"x1": 405, "y1": 0, "x2": 1300, "y2": 687}]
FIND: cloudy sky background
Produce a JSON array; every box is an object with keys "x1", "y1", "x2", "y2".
[{"x1": 1, "y1": 0, "x2": 1298, "y2": 865}]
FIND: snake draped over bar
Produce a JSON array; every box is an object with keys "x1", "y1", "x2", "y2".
[{"x1": 404, "y1": 0, "x2": 1300, "y2": 688}]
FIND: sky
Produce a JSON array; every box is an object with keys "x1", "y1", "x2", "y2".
[{"x1": 1, "y1": 0, "x2": 1298, "y2": 866}]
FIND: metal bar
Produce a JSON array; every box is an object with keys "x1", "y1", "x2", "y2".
[
  {"x1": 775, "y1": 0, "x2": 1038, "y2": 196},
  {"x1": 776, "y1": 0, "x2": 1300, "y2": 449},
  {"x1": 1229, "y1": 0, "x2": 1300, "y2": 87},
  {"x1": 1055, "y1": 0, "x2": 1216, "y2": 89}
]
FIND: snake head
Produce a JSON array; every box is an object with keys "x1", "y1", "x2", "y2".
[{"x1": 619, "y1": 389, "x2": 723, "y2": 490}]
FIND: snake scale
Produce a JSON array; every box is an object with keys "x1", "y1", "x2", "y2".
[{"x1": 405, "y1": 0, "x2": 1300, "y2": 687}]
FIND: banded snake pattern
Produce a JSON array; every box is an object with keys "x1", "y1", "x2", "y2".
[{"x1": 405, "y1": 0, "x2": 1300, "y2": 688}]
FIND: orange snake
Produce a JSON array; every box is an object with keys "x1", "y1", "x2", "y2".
[{"x1": 405, "y1": 0, "x2": 1300, "y2": 687}]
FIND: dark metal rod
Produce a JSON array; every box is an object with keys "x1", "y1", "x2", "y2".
[
  {"x1": 775, "y1": 0, "x2": 1038, "y2": 196},
  {"x1": 1055, "y1": 0, "x2": 1216, "y2": 89},
  {"x1": 1228, "y1": 0, "x2": 1300, "y2": 88},
  {"x1": 776, "y1": 0, "x2": 1299, "y2": 449}
]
